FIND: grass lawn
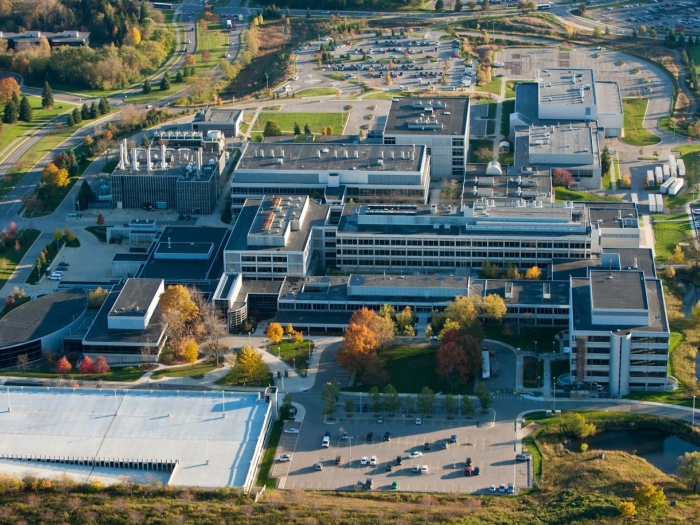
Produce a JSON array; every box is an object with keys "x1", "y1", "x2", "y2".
[
  {"x1": 0, "y1": 229, "x2": 41, "y2": 290},
  {"x1": 85, "y1": 226, "x2": 107, "y2": 243},
  {"x1": 554, "y1": 186, "x2": 622, "y2": 203},
  {"x1": 194, "y1": 18, "x2": 228, "y2": 76},
  {"x1": 252, "y1": 112, "x2": 348, "y2": 134},
  {"x1": 370, "y1": 344, "x2": 473, "y2": 395},
  {"x1": 468, "y1": 139, "x2": 493, "y2": 163},
  {"x1": 664, "y1": 192, "x2": 696, "y2": 210},
  {"x1": 295, "y1": 87, "x2": 340, "y2": 97},
  {"x1": 504, "y1": 79, "x2": 533, "y2": 99},
  {"x1": 475, "y1": 78, "x2": 501, "y2": 96},
  {"x1": 122, "y1": 84, "x2": 182, "y2": 106},
  {"x1": 672, "y1": 146, "x2": 700, "y2": 187},
  {"x1": 651, "y1": 212, "x2": 693, "y2": 260},
  {"x1": 363, "y1": 91, "x2": 409, "y2": 100},
  {"x1": 500, "y1": 99, "x2": 514, "y2": 137},
  {"x1": 215, "y1": 357, "x2": 270, "y2": 386},
  {"x1": 267, "y1": 339, "x2": 315, "y2": 371},
  {"x1": 257, "y1": 419, "x2": 283, "y2": 488},
  {"x1": 0, "y1": 96, "x2": 75, "y2": 157},
  {"x1": 2, "y1": 366, "x2": 145, "y2": 382},
  {"x1": 621, "y1": 98, "x2": 661, "y2": 146},
  {"x1": 151, "y1": 361, "x2": 218, "y2": 379}
]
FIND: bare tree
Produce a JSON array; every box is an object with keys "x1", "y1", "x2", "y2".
[
  {"x1": 140, "y1": 344, "x2": 156, "y2": 365},
  {"x1": 17, "y1": 354, "x2": 28, "y2": 371},
  {"x1": 200, "y1": 302, "x2": 228, "y2": 365}
]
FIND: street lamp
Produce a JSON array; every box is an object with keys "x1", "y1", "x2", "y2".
[
  {"x1": 552, "y1": 341, "x2": 556, "y2": 354},
  {"x1": 553, "y1": 379, "x2": 556, "y2": 412},
  {"x1": 534, "y1": 340, "x2": 538, "y2": 353},
  {"x1": 693, "y1": 396, "x2": 696, "y2": 426}
]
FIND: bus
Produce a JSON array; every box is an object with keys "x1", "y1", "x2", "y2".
[
  {"x1": 538, "y1": 3, "x2": 552, "y2": 9},
  {"x1": 152, "y1": 2, "x2": 173, "y2": 9}
]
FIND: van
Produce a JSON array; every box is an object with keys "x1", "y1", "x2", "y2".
[
  {"x1": 322, "y1": 436, "x2": 330, "y2": 448},
  {"x1": 515, "y1": 454, "x2": 532, "y2": 462},
  {"x1": 67, "y1": 212, "x2": 82, "y2": 219}
]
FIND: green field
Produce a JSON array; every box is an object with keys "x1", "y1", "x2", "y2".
[
  {"x1": 252, "y1": 112, "x2": 348, "y2": 134},
  {"x1": 363, "y1": 91, "x2": 409, "y2": 100},
  {"x1": 194, "y1": 17, "x2": 228, "y2": 76},
  {"x1": 621, "y1": 98, "x2": 661, "y2": 146},
  {"x1": 2, "y1": 366, "x2": 145, "y2": 382},
  {"x1": 151, "y1": 361, "x2": 218, "y2": 379},
  {"x1": 468, "y1": 139, "x2": 494, "y2": 163},
  {"x1": 0, "y1": 229, "x2": 40, "y2": 290},
  {"x1": 651, "y1": 212, "x2": 693, "y2": 260},
  {"x1": 554, "y1": 187, "x2": 622, "y2": 203},
  {"x1": 295, "y1": 87, "x2": 340, "y2": 97},
  {"x1": 0, "y1": 96, "x2": 75, "y2": 158},
  {"x1": 268, "y1": 339, "x2": 315, "y2": 371},
  {"x1": 505, "y1": 79, "x2": 534, "y2": 99},
  {"x1": 475, "y1": 77, "x2": 502, "y2": 96},
  {"x1": 121, "y1": 83, "x2": 183, "y2": 106}
]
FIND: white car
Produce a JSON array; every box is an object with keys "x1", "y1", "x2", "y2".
[
  {"x1": 498, "y1": 484, "x2": 507, "y2": 493},
  {"x1": 369, "y1": 456, "x2": 377, "y2": 466},
  {"x1": 420, "y1": 465, "x2": 428, "y2": 474},
  {"x1": 408, "y1": 451, "x2": 423, "y2": 459},
  {"x1": 415, "y1": 418, "x2": 422, "y2": 425},
  {"x1": 47, "y1": 273, "x2": 62, "y2": 281},
  {"x1": 489, "y1": 484, "x2": 497, "y2": 493},
  {"x1": 284, "y1": 428, "x2": 300, "y2": 434},
  {"x1": 277, "y1": 454, "x2": 292, "y2": 462},
  {"x1": 360, "y1": 457, "x2": 368, "y2": 465},
  {"x1": 292, "y1": 76, "x2": 299, "y2": 81}
]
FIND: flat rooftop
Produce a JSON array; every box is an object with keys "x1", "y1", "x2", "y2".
[
  {"x1": 523, "y1": 123, "x2": 594, "y2": 158},
  {"x1": 0, "y1": 388, "x2": 270, "y2": 488},
  {"x1": 471, "y1": 279, "x2": 569, "y2": 305},
  {"x1": 589, "y1": 206, "x2": 639, "y2": 230},
  {"x1": 0, "y1": 289, "x2": 87, "y2": 347},
  {"x1": 349, "y1": 273, "x2": 469, "y2": 291},
  {"x1": 538, "y1": 69, "x2": 595, "y2": 106},
  {"x1": 595, "y1": 81, "x2": 623, "y2": 115},
  {"x1": 109, "y1": 279, "x2": 162, "y2": 318},
  {"x1": 195, "y1": 108, "x2": 242, "y2": 123},
  {"x1": 113, "y1": 148, "x2": 221, "y2": 181},
  {"x1": 384, "y1": 98, "x2": 469, "y2": 136},
  {"x1": 236, "y1": 143, "x2": 423, "y2": 172},
  {"x1": 462, "y1": 171, "x2": 551, "y2": 203},
  {"x1": 590, "y1": 270, "x2": 647, "y2": 311}
]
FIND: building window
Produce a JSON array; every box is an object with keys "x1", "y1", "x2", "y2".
[
  {"x1": 384, "y1": 137, "x2": 396, "y2": 145},
  {"x1": 452, "y1": 138, "x2": 464, "y2": 147}
]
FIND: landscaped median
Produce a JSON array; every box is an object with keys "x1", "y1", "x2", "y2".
[
  {"x1": 150, "y1": 361, "x2": 219, "y2": 380},
  {"x1": 1, "y1": 366, "x2": 145, "y2": 382},
  {"x1": 621, "y1": 98, "x2": 661, "y2": 147}
]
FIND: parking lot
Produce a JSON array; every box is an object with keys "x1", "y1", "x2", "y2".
[
  {"x1": 594, "y1": 1, "x2": 700, "y2": 34},
  {"x1": 272, "y1": 413, "x2": 529, "y2": 494}
]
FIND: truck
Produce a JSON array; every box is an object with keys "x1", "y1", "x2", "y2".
[
  {"x1": 663, "y1": 164, "x2": 670, "y2": 181},
  {"x1": 660, "y1": 177, "x2": 675, "y2": 195},
  {"x1": 481, "y1": 350, "x2": 490, "y2": 379},
  {"x1": 649, "y1": 193, "x2": 664, "y2": 213},
  {"x1": 656, "y1": 193, "x2": 664, "y2": 214},
  {"x1": 226, "y1": 18, "x2": 232, "y2": 30},
  {"x1": 655, "y1": 166, "x2": 663, "y2": 185},
  {"x1": 646, "y1": 170, "x2": 654, "y2": 187},
  {"x1": 669, "y1": 154, "x2": 677, "y2": 176},
  {"x1": 677, "y1": 158, "x2": 686, "y2": 178},
  {"x1": 669, "y1": 178, "x2": 684, "y2": 196},
  {"x1": 238, "y1": 14, "x2": 244, "y2": 22}
]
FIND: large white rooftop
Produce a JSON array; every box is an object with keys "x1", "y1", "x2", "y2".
[{"x1": 0, "y1": 388, "x2": 271, "y2": 488}]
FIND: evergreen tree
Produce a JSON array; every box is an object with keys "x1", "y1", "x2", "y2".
[
  {"x1": 81, "y1": 103, "x2": 89, "y2": 120},
  {"x1": 454, "y1": 0, "x2": 463, "y2": 11},
  {"x1": 41, "y1": 81, "x2": 54, "y2": 109},
  {"x1": 141, "y1": 135, "x2": 150, "y2": 148},
  {"x1": 67, "y1": 113, "x2": 75, "y2": 126},
  {"x1": 139, "y1": 2, "x2": 151, "y2": 23},
  {"x1": 176, "y1": 70, "x2": 184, "y2": 83},
  {"x1": 435, "y1": 0, "x2": 445, "y2": 11},
  {"x1": 294, "y1": 122, "x2": 301, "y2": 134},
  {"x1": 304, "y1": 123, "x2": 311, "y2": 134},
  {"x1": 89, "y1": 101, "x2": 99, "y2": 119},
  {"x1": 68, "y1": 150, "x2": 80, "y2": 177},
  {"x1": 98, "y1": 97, "x2": 110, "y2": 115},
  {"x1": 77, "y1": 180, "x2": 95, "y2": 210},
  {"x1": 160, "y1": 73, "x2": 171, "y2": 91},
  {"x1": 18, "y1": 95, "x2": 33, "y2": 122},
  {"x1": 306, "y1": 7, "x2": 311, "y2": 18},
  {"x1": 2, "y1": 101, "x2": 18, "y2": 124},
  {"x1": 143, "y1": 78, "x2": 152, "y2": 94},
  {"x1": 72, "y1": 107, "x2": 82, "y2": 124}
]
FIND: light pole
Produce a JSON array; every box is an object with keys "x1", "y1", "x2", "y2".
[
  {"x1": 349, "y1": 436, "x2": 353, "y2": 461},
  {"x1": 534, "y1": 340, "x2": 538, "y2": 353},
  {"x1": 552, "y1": 341, "x2": 556, "y2": 354},
  {"x1": 553, "y1": 379, "x2": 556, "y2": 413},
  {"x1": 693, "y1": 396, "x2": 696, "y2": 426}
]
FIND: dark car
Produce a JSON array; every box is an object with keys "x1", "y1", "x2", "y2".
[
  {"x1": 366, "y1": 432, "x2": 374, "y2": 442},
  {"x1": 395, "y1": 456, "x2": 402, "y2": 466},
  {"x1": 466, "y1": 457, "x2": 472, "y2": 467},
  {"x1": 386, "y1": 464, "x2": 393, "y2": 472},
  {"x1": 423, "y1": 442, "x2": 432, "y2": 451},
  {"x1": 362, "y1": 403, "x2": 371, "y2": 412},
  {"x1": 474, "y1": 466, "x2": 480, "y2": 476},
  {"x1": 450, "y1": 435, "x2": 457, "y2": 444},
  {"x1": 324, "y1": 431, "x2": 331, "y2": 438},
  {"x1": 335, "y1": 456, "x2": 342, "y2": 465},
  {"x1": 383, "y1": 432, "x2": 391, "y2": 442}
]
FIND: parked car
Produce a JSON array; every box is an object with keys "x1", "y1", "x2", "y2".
[
  {"x1": 335, "y1": 456, "x2": 342, "y2": 465},
  {"x1": 499, "y1": 484, "x2": 507, "y2": 493},
  {"x1": 48, "y1": 273, "x2": 62, "y2": 281},
  {"x1": 474, "y1": 466, "x2": 480, "y2": 475},
  {"x1": 515, "y1": 454, "x2": 533, "y2": 462},
  {"x1": 466, "y1": 457, "x2": 472, "y2": 467},
  {"x1": 360, "y1": 457, "x2": 368, "y2": 465},
  {"x1": 277, "y1": 454, "x2": 292, "y2": 462},
  {"x1": 408, "y1": 451, "x2": 423, "y2": 459},
  {"x1": 284, "y1": 428, "x2": 300, "y2": 434},
  {"x1": 508, "y1": 483, "x2": 515, "y2": 494},
  {"x1": 315, "y1": 463, "x2": 323, "y2": 471},
  {"x1": 420, "y1": 465, "x2": 428, "y2": 474},
  {"x1": 395, "y1": 456, "x2": 402, "y2": 465},
  {"x1": 489, "y1": 484, "x2": 497, "y2": 493},
  {"x1": 412, "y1": 464, "x2": 420, "y2": 473},
  {"x1": 377, "y1": 416, "x2": 383, "y2": 423},
  {"x1": 366, "y1": 432, "x2": 374, "y2": 442},
  {"x1": 441, "y1": 441, "x2": 448, "y2": 450},
  {"x1": 391, "y1": 481, "x2": 399, "y2": 490},
  {"x1": 369, "y1": 456, "x2": 377, "y2": 466},
  {"x1": 450, "y1": 435, "x2": 457, "y2": 444},
  {"x1": 341, "y1": 432, "x2": 349, "y2": 441},
  {"x1": 386, "y1": 464, "x2": 393, "y2": 472},
  {"x1": 423, "y1": 442, "x2": 432, "y2": 451},
  {"x1": 415, "y1": 418, "x2": 422, "y2": 425},
  {"x1": 383, "y1": 432, "x2": 391, "y2": 442}
]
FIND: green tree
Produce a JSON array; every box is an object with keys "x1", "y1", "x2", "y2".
[
  {"x1": 454, "y1": 0, "x2": 463, "y2": 12},
  {"x1": 461, "y1": 394, "x2": 475, "y2": 416},
  {"x1": 345, "y1": 397, "x2": 355, "y2": 413},
  {"x1": 593, "y1": 26, "x2": 602, "y2": 38},
  {"x1": 570, "y1": 413, "x2": 596, "y2": 438},
  {"x1": 304, "y1": 123, "x2": 311, "y2": 134},
  {"x1": 68, "y1": 151, "x2": 79, "y2": 177},
  {"x1": 482, "y1": 0, "x2": 490, "y2": 10},
  {"x1": 77, "y1": 180, "x2": 95, "y2": 210},
  {"x1": 443, "y1": 393, "x2": 456, "y2": 416},
  {"x1": 322, "y1": 380, "x2": 340, "y2": 415},
  {"x1": 141, "y1": 135, "x2": 150, "y2": 149},
  {"x1": 176, "y1": 70, "x2": 184, "y2": 83},
  {"x1": 80, "y1": 103, "x2": 89, "y2": 120},
  {"x1": 382, "y1": 384, "x2": 401, "y2": 414},
  {"x1": 41, "y1": 81, "x2": 54, "y2": 109},
  {"x1": 476, "y1": 383, "x2": 493, "y2": 412},
  {"x1": 18, "y1": 95, "x2": 32, "y2": 122},
  {"x1": 306, "y1": 7, "x2": 311, "y2": 18},
  {"x1": 89, "y1": 101, "x2": 98, "y2": 119},
  {"x1": 677, "y1": 452, "x2": 700, "y2": 492},
  {"x1": 435, "y1": 0, "x2": 445, "y2": 11},
  {"x1": 263, "y1": 120, "x2": 282, "y2": 136},
  {"x1": 143, "y1": 78, "x2": 152, "y2": 94},
  {"x1": 417, "y1": 386, "x2": 436, "y2": 416},
  {"x1": 577, "y1": 2, "x2": 586, "y2": 15},
  {"x1": 72, "y1": 107, "x2": 82, "y2": 124},
  {"x1": 160, "y1": 73, "x2": 171, "y2": 91},
  {"x1": 369, "y1": 386, "x2": 383, "y2": 412},
  {"x1": 633, "y1": 483, "x2": 668, "y2": 512},
  {"x1": 404, "y1": 395, "x2": 416, "y2": 414},
  {"x1": 3, "y1": 100, "x2": 18, "y2": 124},
  {"x1": 293, "y1": 122, "x2": 301, "y2": 135},
  {"x1": 282, "y1": 391, "x2": 293, "y2": 411},
  {"x1": 67, "y1": 113, "x2": 75, "y2": 126},
  {"x1": 601, "y1": 146, "x2": 611, "y2": 176},
  {"x1": 98, "y1": 97, "x2": 110, "y2": 115}
]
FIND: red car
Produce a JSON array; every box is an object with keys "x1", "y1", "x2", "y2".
[
  {"x1": 425, "y1": 55, "x2": 434, "y2": 59},
  {"x1": 450, "y1": 53, "x2": 460, "y2": 58}
]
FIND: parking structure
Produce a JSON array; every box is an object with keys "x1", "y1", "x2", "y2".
[{"x1": 272, "y1": 415, "x2": 529, "y2": 494}]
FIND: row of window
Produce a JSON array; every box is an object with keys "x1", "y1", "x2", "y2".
[
  {"x1": 241, "y1": 266, "x2": 288, "y2": 273},
  {"x1": 337, "y1": 238, "x2": 589, "y2": 249},
  {"x1": 339, "y1": 249, "x2": 577, "y2": 259},
  {"x1": 241, "y1": 256, "x2": 288, "y2": 263}
]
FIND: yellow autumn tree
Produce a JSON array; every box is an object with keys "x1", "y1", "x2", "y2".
[
  {"x1": 41, "y1": 163, "x2": 69, "y2": 188},
  {"x1": 266, "y1": 322, "x2": 284, "y2": 343},
  {"x1": 180, "y1": 338, "x2": 199, "y2": 365},
  {"x1": 525, "y1": 266, "x2": 542, "y2": 280},
  {"x1": 124, "y1": 27, "x2": 141, "y2": 46},
  {"x1": 159, "y1": 284, "x2": 199, "y2": 323}
]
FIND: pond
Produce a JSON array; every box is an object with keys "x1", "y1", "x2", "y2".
[{"x1": 566, "y1": 429, "x2": 700, "y2": 474}]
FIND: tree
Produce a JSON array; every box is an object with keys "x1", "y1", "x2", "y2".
[
  {"x1": 650, "y1": 27, "x2": 657, "y2": 40},
  {"x1": 404, "y1": 395, "x2": 416, "y2": 414},
  {"x1": 482, "y1": 0, "x2": 490, "y2": 10},
  {"x1": 443, "y1": 393, "x2": 456, "y2": 416},
  {"x1": 16, "y1": 354, "x2": 28, "y2": 371},
  {"x1": 345, "y1": 397, "x2": 355, "y2": 413},
  {"x1": 618, "y1": 501, "x2": 637, "y2": 521},
  {"x1": 81, "y1": 103, "x2": 89, "y2": 120},
  {"x1": 80, "y1": 356, "x2": 94, "y2": 374},
  {"x1": 454, "y1": 0, "x2": 463, "y2": 12},
  {"x1": 263, "y1": 120, "x2": 282, "y2": 136},
  {"x1": 237, "y1": 345, "x2": 267, "y2": 380},
  {"x1": 39, "y1": 81, "x2": 54, "y2": 110},
  {"x1": 417, "y1": 386, "x2": 436, "y2": 416},
  {"x1": 160, "y1": 73, "x2": 170, "y2": 91},
  {"x1": 669, "y1": 245, "x2": 685, "y2": 264},
  {"x1": 293, "y1": 122, "x2": 301, "y2": 135},
  {"x1": 306, "y1": 6, "x2": 311, "y2": 18},
  {"x1": 89, "y1": 101, "x2": 99, "y2": 119},
  {"x1": 395, "y1": 306, "x2": 414, "y2": 333},
  {"x1": 601, "y1": 146, "x2": 611, "y2": 176},
  {"x1": 87, "y1": 287, "x2": 109, "y2": 309},
  {"x1": 474, "y1": 147, "x2": 493, "y2": 163},
  {"x1": 143, "y1": 78, "x2": 152, "y2": 95},
  {"x1": 293, "y1": 331, "x2": 304, "y2": 344},
  {"x1": 55, "y1": 356, "x2": 72, "y2": 375},
  {"x1": 382, "y1": 384, "x2": 401, "y2": 414},
  {"x1": 67, "y1": 114, "x2": 75, "y2": 126},
  {"x1": 72, "y1": 107, "x2": 82, "y2": 124},
  {"x1": 369, "y1": 386, "x2": 383, "y2": 412},
  {"x1": 476, "y1": 382, "x2": 493, "y2": 412},
  {"x1": 577, "y1": 1, "x2": 586, "y2": 15},
  {"x1": 569, "y1": 413, "x2": 596, "y2": 438},
  {"x1": 96, "y1": 213, "x2": 105, "y2": 225},
  {"x1": 633, "y1": 483, "x2": 668, "y2": 511},
  {"x1": 593, "y1": 26, "x2": 602, "y2": 38},
  {"x1": 677, "y1": 452, "x2": 700, "y2": 492},
  {"x1": 461, "y1": 394, "x2": 475, "y2": 416},
  {"x1": 19, "y1": 96, "x2": 33, "y2": 122},
  {"x1": 160, "y1": 285, "x2": 199, "y2": 324},
  {"x1": 524, "y1": 266, "x2": 542, "y2": 280},
  {"x1": 3, "y1": 100, "x2": 18, "y2": 124},
  {"x1": 92, "y1": 355, "x2": 110, "y2": 374},
  {"x1": 483, "y1": 294, "x2": 507, "y2": 321},
  {"x1": 0, "y1": 77, "x2": 20, "y2": 105},
  {"x1": 181, "y1": 339, "x2": 199, "y2": 365},
  {"x1": 185, "y1": 54, "x2": 197, "y2": 68},
  {"x1": 304, "y1": 123, "x2": 311, "y2": 135},
  {"x1": 552, "y1": 168, "x2": 575, "y2": 188},
  {"x1": 266, "y1": 322, "x2": 284, "y2": 343},
  {"x1": 435, "y1": 0, "x2": 445, "y2": 9},
  {"x1": 283, "y1": 323, "x2": 295, "y2": 338},
  {"x1": 63, "y1": 226, "x2": 76, "y2": 243},
  {"x1": 385, "y1": 72, "x2": 392, "y2": 85},
  {"x1": 322, "y1": 380, "x2": 340, "y2": 416},
  {"x1": 176, "y1": 70, "x2": 184, "y2": 83}
]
